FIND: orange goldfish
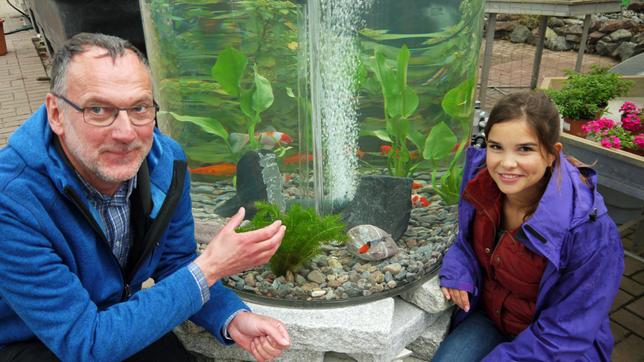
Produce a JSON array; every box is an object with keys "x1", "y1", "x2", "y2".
[
  {"x1": 189, "y1": 162, "x2": 237, "y2": 177},
  {"x1": 411, "y1": 181, "x2": 424, "y2": 190},
  {"x1": 358, "y1": 241, "x2": 373, "y2": 254},
  {"x1": 282, "y1": 153, "x2": 313, "y2": 165}
]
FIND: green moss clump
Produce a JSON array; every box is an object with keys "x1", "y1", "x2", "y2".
[{"x1": 238, "y1": 202, "x2": 347, "y2": 276}]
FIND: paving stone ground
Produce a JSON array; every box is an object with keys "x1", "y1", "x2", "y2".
[{"x1": 0, "y1": 3, "x2": 642, "y2": 361}]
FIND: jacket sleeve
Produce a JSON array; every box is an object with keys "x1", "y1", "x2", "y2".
[
  {"x1": 438, "y1": 146, "x2": 485, "y2": 294},
  {"x1": 0, "y1": 196, "x2": 205, "y2": 362},
  {"x1": 149, "y1": 159, "x2": 249, "y2": 345},
  {"x1": 439, "y1": 229, "x2": 480, "y2": 294},
  {"x1": 483, "y1": 218, "x2": 624, "y2": 361}
]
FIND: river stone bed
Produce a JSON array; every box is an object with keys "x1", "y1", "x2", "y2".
[{"x1": 190, "y1": 177, "x2": 458, "y2": 303}]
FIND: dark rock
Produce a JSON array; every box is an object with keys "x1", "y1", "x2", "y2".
[
  {"x1": 612, "y1": 41, "x2": 637, "y2": 61},
  {"x1": 510, "y1": 24, "x2": 533, "y2": 43},
  {"x1": 234, "y1": 150, "x2": 285, "y2": 219},
  {"x1": 599, "y1": 19, "x2": 637, "y2": 33},
  {"x1": 633, "y1": 42, "x2": 644, "y2": 56},
  {"x1": 596, "y1": 40, "x2": 618, "y2": 56},
  {"x1": 565, "y1": 34, "x2": 581, "y2": 44},
  {"x1": 495, "y1": 21, "x2": 515, "y2": 33},
  {"x1": 341, "y1": 175, "x2": 412, "y2": 240},
  {"x1": 548, "y1": 17, "x2": 565, "y2": 28},
  {"x1": 213, "y1": 194, "x2": 242, "y2": 217},
  {"x1": 609, "y1": 29, "x2": 633, "y2": 42},
  {"x1": 545, "y1": 28, "x2": 569, "y2": 51},
  {"x1": 565, "y1": 24, "x2": 584, "y2": 35},
  {"x1": 589, "y1": 31, "x2": 605, "y2": 44}
]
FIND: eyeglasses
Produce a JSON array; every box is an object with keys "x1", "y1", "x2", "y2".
[{"x1": 52, "y1": 93, "x2": 158, "y2": 127}]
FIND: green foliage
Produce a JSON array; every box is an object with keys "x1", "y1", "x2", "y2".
[
  {"x1": 430, "y1": 140, "x2": 466, "y2": 205},
  {"x1": 238, "y1": 202, "x2": 347, "y2": 276},
  {"x1": 372, "y1": 44, "x2": 420, "y2": 177},
  {"x1": 212, "y1": 48, "x2": 275, "y2": 150},
  {"x1": 546, "y1": 65, "x2": 633, "y2": 120}
]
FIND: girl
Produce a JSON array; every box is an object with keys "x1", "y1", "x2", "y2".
[{"x1": 434, "y1": 91, "x2": 624, "y2": 361}]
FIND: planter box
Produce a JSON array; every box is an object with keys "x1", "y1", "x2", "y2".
[{"x1": 559, "y1": 132, "x2": 644, "y2": 201}]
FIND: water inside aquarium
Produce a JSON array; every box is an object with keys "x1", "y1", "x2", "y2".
[{"x1": 140, "y1": 0, "x2": 484, "y2": 305}]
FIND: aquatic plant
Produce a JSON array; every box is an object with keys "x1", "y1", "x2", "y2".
[
  {"x1": 371, "y1": 44, "x2": 420, "y2": 177},
  {"x1": 238, "y1": 202, "x2": 347, "y2": 276}
]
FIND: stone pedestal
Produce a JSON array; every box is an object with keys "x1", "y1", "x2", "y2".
[{"x1": 175, "y1": 275, "x2": 452, "y2": 361}]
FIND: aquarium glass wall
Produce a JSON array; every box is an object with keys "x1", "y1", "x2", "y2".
[{"x1": 140, "y1": 0, "x2": 484, "y2": 305}]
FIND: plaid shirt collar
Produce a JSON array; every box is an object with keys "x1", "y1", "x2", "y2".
[{"x1": 77, "y1": 174, "x2": 137, "y2": 204}]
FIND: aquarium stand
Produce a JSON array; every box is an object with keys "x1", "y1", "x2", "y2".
[{"x1": 174, "y1": 276, "x2": 452, "y2": 361}]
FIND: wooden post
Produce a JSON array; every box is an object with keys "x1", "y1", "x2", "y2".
[
  {"x1": 479, "y1": 13, "x2": 497, "y2": 109},
  {"x1": 530, "y1": 16, "x2": 549, "y2": 89}
]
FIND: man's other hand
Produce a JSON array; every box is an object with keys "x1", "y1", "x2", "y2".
[
  {"x1": 228, "y1": 312, "x2": 291, "y2": 362},
  {"x1": 195, "y1": 207, "x2": 285, "y2": 285}
]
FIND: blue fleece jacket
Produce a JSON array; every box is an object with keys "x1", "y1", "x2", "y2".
[{"x1": 0, "y1": 106, "x2": 248, "y2": 361}]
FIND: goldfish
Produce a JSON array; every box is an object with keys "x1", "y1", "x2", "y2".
[
  {"x1": 358, "y1": 241, "x2": 373, "y2": 254},
  {"x1": 230, "y1": 131, "x2": 293, "y2": 151},
  {"x1": 411, "y1": 194, "x2": 430, "y2": 208},
  {"x1": 282, "y1": 153, "x2": 313, "y2": 165},
  {"x1": 380, "y1": 145, "x2": 419, "y2": 159},
  {"x1": 380, "y1": 145, "x2": 392, "y2": 156},
  {"x1": 411, "y1": 181, "x2": 424, "y2": 190},
  {"x1": 189, "y1": 162, "x2": 237, "y2": 177}
]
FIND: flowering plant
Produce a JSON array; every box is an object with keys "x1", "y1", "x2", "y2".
[{"x1": 582, "y1": 101, "x2": 644, "y2": 152}]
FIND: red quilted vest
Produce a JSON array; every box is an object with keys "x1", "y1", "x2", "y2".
[{"x1": 463, "y1": 169, "x2": 547, "y2": 336}]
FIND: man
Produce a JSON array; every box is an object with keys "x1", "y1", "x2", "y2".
[{"x1": 0, "y1": 33, "x2": 290, "y2": 361}]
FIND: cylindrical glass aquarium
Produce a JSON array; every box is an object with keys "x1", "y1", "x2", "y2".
[{"x1": 140, "y1": 0, "x2": 484, "y2": 306}]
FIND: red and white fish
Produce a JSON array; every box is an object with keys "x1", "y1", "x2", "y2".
[{"x1": 411, "y1": 194, "x2": 430, "y2": 208}]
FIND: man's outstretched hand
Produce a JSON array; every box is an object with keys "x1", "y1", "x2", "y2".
[
  {"x1": 228, "y1": 312, "x2": 291, "y2": 362},
  {"x1": 194, "y1": 207, "x2": 286, "y2": 286}
]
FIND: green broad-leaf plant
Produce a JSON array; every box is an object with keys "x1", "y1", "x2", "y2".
[
  {"x1": 162, "y1": 47, "x2": 276, "y2": 163},
  {"x1": 373, "y1": 44, "x2": 420, "y2": 177},
  {"x1": 212, "y1": 47, "x2": 275, "y2": 151},
  {"x1": 237, "y1": 202, "x2": 347, "y2": 277}
]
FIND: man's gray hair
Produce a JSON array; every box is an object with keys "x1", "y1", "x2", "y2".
[{"x1": 50, "y1": 33, "x2": 150, "y2": 95}]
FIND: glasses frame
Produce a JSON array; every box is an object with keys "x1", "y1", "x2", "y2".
[{"x1": 52, "y1": 93, "x2": 158, "y2": 127}]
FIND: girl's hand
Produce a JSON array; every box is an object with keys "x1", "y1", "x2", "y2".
[{"x1": 441, "y1": 287, "x2": 470, "y2": 312}]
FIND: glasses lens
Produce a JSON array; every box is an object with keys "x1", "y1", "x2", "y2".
[
  {"x1": 83, "y1": 106, "x2": 117, "y2": 126},
  {"x1": 128, "y1": 105, "x2": 156, "y2": 126}
]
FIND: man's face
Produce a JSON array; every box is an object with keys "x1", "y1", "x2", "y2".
[{"x1": 47, "y1": 47, "x2": 155, "y2": 195}]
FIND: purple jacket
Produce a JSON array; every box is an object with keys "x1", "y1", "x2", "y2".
[{"x1": 439, "y1": 146, "x2": 624, "y2": 361}]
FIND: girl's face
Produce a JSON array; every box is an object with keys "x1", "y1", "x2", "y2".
[{"x1": 486, "y1": 118, "x2": 559, "y2": 202}]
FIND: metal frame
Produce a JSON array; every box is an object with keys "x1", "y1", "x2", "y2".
[{"x1": 479, "y1": 1, "x2": 622, "y2": 109}]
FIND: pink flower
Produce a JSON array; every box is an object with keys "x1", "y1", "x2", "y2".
[
  {"x1": 622, "y1": 113, "x2": 641, "y2": 133},
  {"x1": 600, "y1": 138, "x2": 612, "y2": 148},
  {"x1": 620, "y1": 101, "x2": 640, "y2": 115},
  {"x1": 611, "y1": 136, "x2": 621, "y2": 149},
  {"x1": 634, "y1": 134, "x2": 644, "y2": 149}
]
